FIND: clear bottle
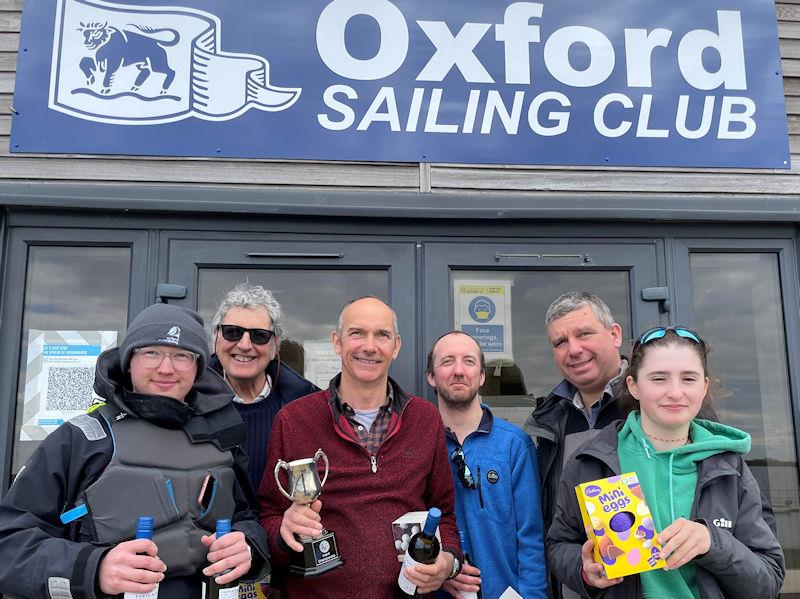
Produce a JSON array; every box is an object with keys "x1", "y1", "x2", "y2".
[
  {"x1": 123, "y1": 515, "x2": 159, "y2": 599},
  {"x1": 396, "y1": 507, "x2": 441, "y2": 598},
  {"x1": 202, "y1": 519, "x2": 240, "y2": 599},
  {"x1": 458, "y1": 529, "x2": 482, "y2": 599}
]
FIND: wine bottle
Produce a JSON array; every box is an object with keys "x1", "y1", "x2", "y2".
[
  {"x1": 458, "y1": 529, "x2": 482, "y2": 599},
  {"x1": 202, "y1": 519, "x2": 240, "y2": 599},
  {"x1": 123, "y1": 516, "x2": 159, "y2": 599},
  {"x1": 396, "y1": 507, "x2": 442, "y2": 598}
]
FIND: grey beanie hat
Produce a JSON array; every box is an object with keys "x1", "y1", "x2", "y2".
[{"x1": 120, "y1": 304, "x2": 209, "y2": 374}]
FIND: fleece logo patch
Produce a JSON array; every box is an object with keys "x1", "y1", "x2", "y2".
[
  {"x1": 157, "y1": 325, "x2": 181, "y2": 345},
  {"x1": 486, "y1": 470, "x2": 499, "y2": 484}
]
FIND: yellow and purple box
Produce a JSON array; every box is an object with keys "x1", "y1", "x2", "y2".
[{"x1": 575, "y1": 472, "x2": 666, "y2": 578}]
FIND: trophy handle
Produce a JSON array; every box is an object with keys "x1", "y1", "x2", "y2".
[
  {"x1": 314, "y1": 448, "x2": 329, "y2": 488},
  {"x1": 274, "y1": 459, "x2": 295, "y2": 502}
]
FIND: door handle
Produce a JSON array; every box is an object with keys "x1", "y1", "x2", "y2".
[
  {"x1": 245, "y1": 252, "x2": 344, "y2": 259},
  {"x1": 156, "y1": 283, "x2": 187, "y2": 303},
  {"x1": 641, "y1": 286, "x2": 670, "y2": 313}
]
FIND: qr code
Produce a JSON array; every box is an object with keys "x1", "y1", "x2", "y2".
[{"x1": 45, "y1": 367, "x2": 95, "y2": 411}]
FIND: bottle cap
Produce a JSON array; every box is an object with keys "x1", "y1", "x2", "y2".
[
  {"x1": 135, "y1": 515, "x2": 154, "y2": 540},
  {"x1": 216, "y1": 518, "x2": 232, "y2": 538},
  {"x1": 423, "y1": 507, "x2": 441, "y2": 536}
]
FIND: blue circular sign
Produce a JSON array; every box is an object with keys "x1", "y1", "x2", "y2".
[{"x1": 468, "y1": 296, "x2": 495, "y2": 323}]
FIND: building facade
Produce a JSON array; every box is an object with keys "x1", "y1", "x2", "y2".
[{"x1": 1, "y1": 0, "x2": 800, "y2": 596}]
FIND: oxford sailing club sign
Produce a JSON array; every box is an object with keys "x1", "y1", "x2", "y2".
[{"x1": 10, "y1": 0, "x2": 790, "y2": 167}]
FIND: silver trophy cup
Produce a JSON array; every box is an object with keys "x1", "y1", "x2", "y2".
[{"x1": 274, "y1": 448, "x2": 343, "y2": 577}]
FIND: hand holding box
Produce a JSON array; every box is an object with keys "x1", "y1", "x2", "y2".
[{"x1": 575, "y1": 472, "x2": 666, "y2": 578}]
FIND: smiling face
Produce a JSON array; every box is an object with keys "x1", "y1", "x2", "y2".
[
  {"x1": 547, "y1": 305, "x2": 623, "y2": 400},
  {"x1": 331, "y1": 298, "x2": 401, "y2": 390},
  {"x1": 626, "y1": 342, "x2": 709, "y2": 437},
  {"x1": 129, "y1": 344, "x2": 197, "y2": 401},
  {"x1": 214, "y1": 307, "x2": 275, "y2": 387},
  {"x1": 427, "y1": 333, "x2": 485, "y2": 410}
]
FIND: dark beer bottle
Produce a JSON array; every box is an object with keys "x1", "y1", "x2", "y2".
[
  {"x1": 396, "y1": 507, "x2": 441, "y2": 598},
  {"x1": 459, "y1": 529, "x2": 482, "y2": 599},
  {"x1": 123, "y1": 515, "x2": 159, "y2": 599},
  {"x1": 202, "y1": 518, "x2": 240, "y2": 599}
]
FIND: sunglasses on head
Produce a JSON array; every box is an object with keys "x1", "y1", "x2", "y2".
[
  {"x1": 217, "y1": 324, "x2": 275, "y2": 345},
  {"x1": 633, "y1": 326, "x2": 704, "y2": 351},
  {"x1": 450, "y1": 447, "x2": 475, "y2": 490}
]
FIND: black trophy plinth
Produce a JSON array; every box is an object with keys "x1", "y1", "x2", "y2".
[{"x1": 288, "y1": 529, "x2": 344, "y2": 577}]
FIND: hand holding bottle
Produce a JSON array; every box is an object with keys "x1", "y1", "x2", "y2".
[
  {"x1": 201, "y1": 528, "x2": 251, "y2": 585},
  {"x1": 97, "y1": 538, "x2": 166, "y2": 595},
  {"x1": 401, "y1": 550, "x2": 453, "y2": 594}
]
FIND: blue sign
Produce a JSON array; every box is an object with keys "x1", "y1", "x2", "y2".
[
  {"x1": 468, "y1": 296, "x2": 496, "y2": 323},
  {"x1": 462, "y1": 325, "x2": 504, "y2": 352},
  {"x1": 10, "y1": 0, "x2": 790, "y2": 168}
]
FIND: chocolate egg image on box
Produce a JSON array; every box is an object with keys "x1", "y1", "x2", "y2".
[
  {"x1": 598, "y1": 535, "x2": 625, "y2": 565},
  {"x1": 609, "y1": 511, "x2": 635, "y2": 533}
]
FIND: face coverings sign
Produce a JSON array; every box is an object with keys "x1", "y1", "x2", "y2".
[{"x1": 10, "y1": 0, "x2": 790, "y2": 168}]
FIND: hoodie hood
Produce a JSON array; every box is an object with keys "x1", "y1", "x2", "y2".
[
  {"x1": 620, "y1": 411, "x2": 750, "y2": 466},
  {"x1": 93, "y1": 347, "x2": 244, "y2": 449},
  {"x1": 95, "y1": 347, "x2": 234, "y2": 414}
]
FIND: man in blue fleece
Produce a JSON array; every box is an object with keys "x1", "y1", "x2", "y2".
[{"x1": 428, "y1": 331, "x2": 547, "y2": 599}]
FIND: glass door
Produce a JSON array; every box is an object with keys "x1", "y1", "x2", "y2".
[
  {"x1": 673, "y1": 239, "x2": 800, "y2": 597},
  {"x1": 165, "y1": 236, "x2": 417, "y2": 390},
  {"x1": 424, "y1": 241, "x2": 663, "y2": 428}
]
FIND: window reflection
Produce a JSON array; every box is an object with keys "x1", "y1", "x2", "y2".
[
  {"x1": 13, "y1": 247, "x2": 131, "y2": 473},
  {"x1": 690, "y1": 252, "x2": 800, "y2": 574},
  {"x1": 197, "y1": 269, "x2": 387, "y2": 385},
  {"x1": 450, "y1": 270, "x2": 631, "y2": 428}
]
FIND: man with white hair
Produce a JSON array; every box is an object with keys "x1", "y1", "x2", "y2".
[{"x1": 210, "y1": 283, "x2": 318, "y2": 490}]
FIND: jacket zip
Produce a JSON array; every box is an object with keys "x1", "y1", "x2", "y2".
[
  {"x1": 329, "y1": 397, "x2": 411, "y2": 474},
  {"x1": 476, "y1": 466, "x2": 484, "y2": 508}
]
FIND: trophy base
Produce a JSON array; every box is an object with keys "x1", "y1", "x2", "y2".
[{"x1": 288, "y1": 529, "x2": 344, "y2": 578}]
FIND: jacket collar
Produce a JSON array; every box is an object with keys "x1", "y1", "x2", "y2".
[{"x1": 326, "y1": 373, "x2": 410, "y2": 416}]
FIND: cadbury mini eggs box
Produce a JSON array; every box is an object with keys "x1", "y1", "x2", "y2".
[{"x1": 575, "y1": 472, "x2": 666, "y2": 578}]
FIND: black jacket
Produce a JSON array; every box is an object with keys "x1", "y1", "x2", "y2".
[
  {"x1": 524, "y1": 376, "x2": 627, "y2": 533},
  {"x1": 546, "y1": 421, "x2": 785, "y2": 599},
  {"x1": 209, "y1": 355, "x2": 318, "y2": 489},
  {"x1": 0, "y1": 348, "x2": 270, "y2": 599}
]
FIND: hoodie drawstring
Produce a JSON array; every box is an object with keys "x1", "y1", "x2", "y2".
[
  {"x1": 641, "y1": 436, "x2": 677, "y2": 522},
  {"x1": 641, "y1": 437, "x2": 652, "y2": 460},
  {"x1": 668, "y1": 453, "x2": 677, "y2": 523}
]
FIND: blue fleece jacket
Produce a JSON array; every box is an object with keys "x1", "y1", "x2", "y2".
[{"x1": 443, "y1": 405, "x2": 548, "y2": 599}]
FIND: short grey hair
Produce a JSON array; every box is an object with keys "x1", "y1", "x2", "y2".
[
  {"x1": 211, "y1": 283, "x2": 285, "y2": 342},
  {"x1": 545, "y1": 291, "x2": 615, "y2": 330},
  {"x1": 336, "y1": 295, "x2": 399, "y2": 336}
]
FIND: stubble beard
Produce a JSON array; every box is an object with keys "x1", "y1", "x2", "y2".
[{"x1": 439, "y1": 388, "x2": 479, "y2": 412}]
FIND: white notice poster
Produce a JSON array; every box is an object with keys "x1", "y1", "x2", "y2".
[
  {"x1": 21, "y1": 329, "x2": 117, "y2": 440},
  {"x1": 303, "y1": 339, "x2": 340, "y2": 390},
  {"x1": 453, "y1": 278, "x2": 514, "y2": 364}
]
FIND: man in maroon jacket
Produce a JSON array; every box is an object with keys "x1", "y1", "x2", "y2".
[{"x1": 259, "y1": 296, "x2": 461, "y2": 598}]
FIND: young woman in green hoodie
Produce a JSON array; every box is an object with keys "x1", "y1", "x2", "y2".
[{"x1": 547, "y1": 326, "x2": 785, "y2": 599}]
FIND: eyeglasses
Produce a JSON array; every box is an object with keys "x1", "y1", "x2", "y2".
[
  {"x1": 133, "y1": 348, "x2": 198, "y2": 371},
  {"x1": 633, "y1": 326, "x2": 704, "y2": 351},
  {"x1": 450, "y1": 447, "x2": 475, "y2": 489},
  {"x1": 217, "y1": 324, "x2": 275, "y2": 345}
]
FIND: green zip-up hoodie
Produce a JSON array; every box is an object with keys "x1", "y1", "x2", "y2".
[{"x1": 618, "y1": 412, "x2": 751, "y2": 599}]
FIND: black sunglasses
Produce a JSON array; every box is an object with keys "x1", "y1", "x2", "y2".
[
  {"x1": 217, "y1": 324, "x2": 275, "y2": 345},
  {"x1": 450, "y1": 447, "x2": 475, "y2": 489}
]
